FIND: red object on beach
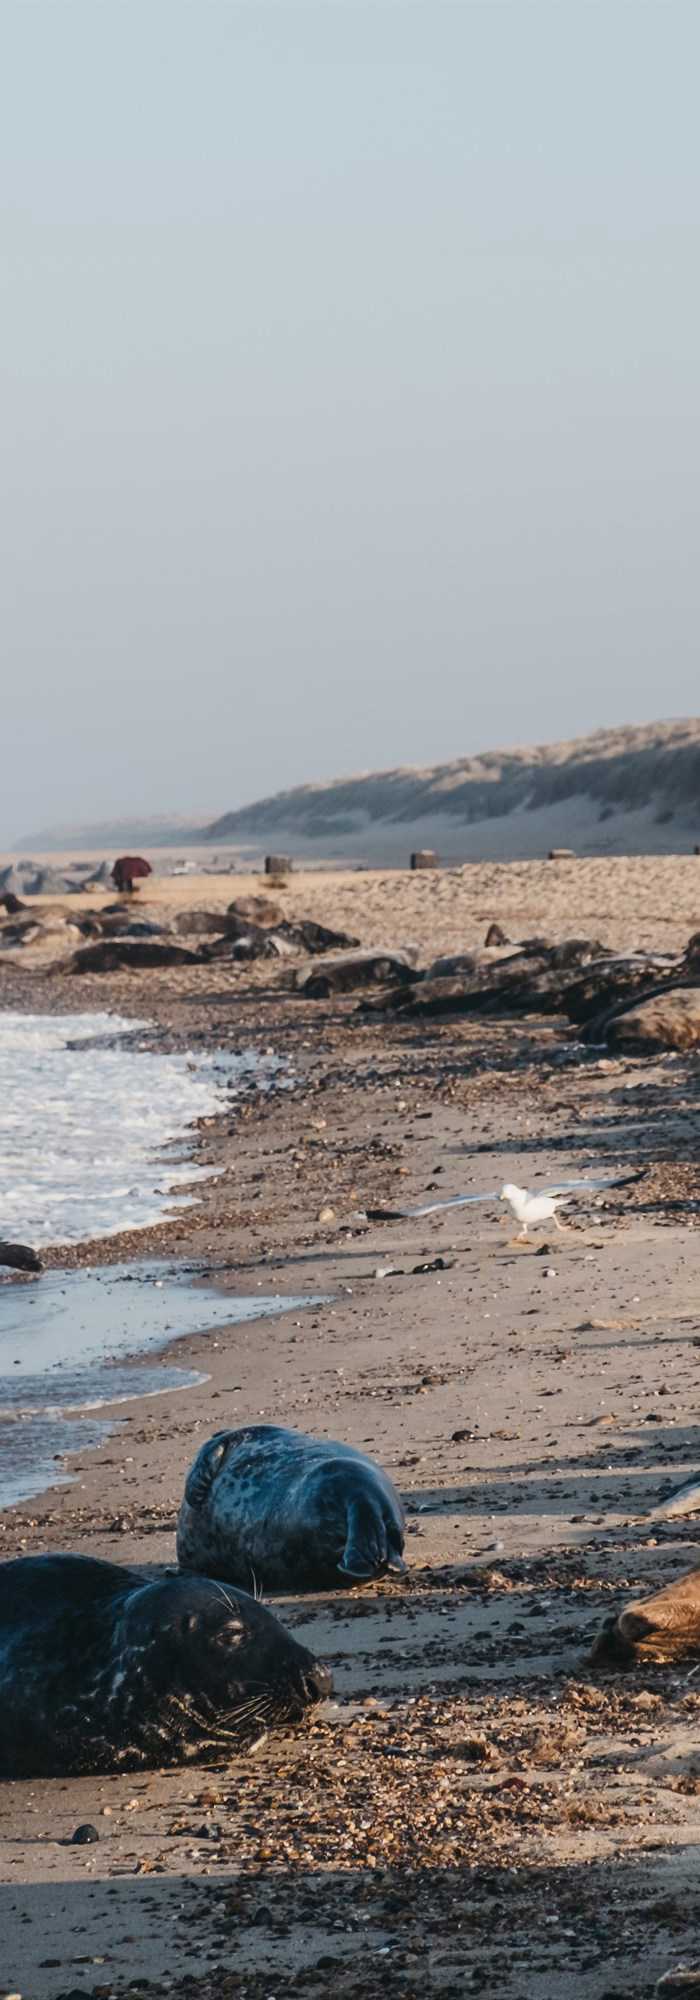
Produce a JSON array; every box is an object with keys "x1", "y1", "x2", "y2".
[{"x1": 112, "y1": 855, "x2": 152, "y2": 894}]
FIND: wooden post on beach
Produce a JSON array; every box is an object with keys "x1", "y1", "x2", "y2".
[
  {"x1": 410, "y1": 850, "x2": 439, "y2": 870},
  {"x1": 265, "y1": 855, "x2": 293, "y2": 878}
]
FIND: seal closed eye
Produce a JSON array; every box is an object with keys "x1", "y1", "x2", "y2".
[
  {"x1": 177, "y1": 1424, "x2": 406, "y2": 1592},
  {"x1": 0, "y1": 1553, "x2": 331, "y2": 1777}
]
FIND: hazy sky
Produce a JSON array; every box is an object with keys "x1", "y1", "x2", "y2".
[{"x1": 2, "y1": 1, "x2": 699, "y2": 842}]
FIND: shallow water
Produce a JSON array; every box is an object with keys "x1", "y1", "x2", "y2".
[
  {"x1": 0, "y1": 1010, "x2": 280, "y2": 1244},
  {"x1": 0, "y1": 1262, "x2": 327, "y2": 1508}
]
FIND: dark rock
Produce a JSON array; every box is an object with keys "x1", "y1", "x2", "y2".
[
  {"x1": 410, "y1": 849, "x2": 439, "y2": 869},
  {"x1": 484, "y1": 922, "x2": 509, "y2": 946},
  {"x1": 70, "y1": 1822, "x2": 99, "y2": 1844},
  {"x1": 0, "y1": 891, "x2": 24, "y2": 914},
  {"x1": 265, "y1": 854, "x2": 292, "y2": 876}
]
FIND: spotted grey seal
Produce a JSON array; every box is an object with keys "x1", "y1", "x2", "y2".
[
  {"x1": 177, "y1": 1424, "x2": 406, "y2": 1591},
  {"x1": 0, "y1": 1553, "x2": 331, "y2": 1776}
]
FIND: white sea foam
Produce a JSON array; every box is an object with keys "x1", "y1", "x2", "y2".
[{"x1": 0, "y1": 1011, "x2": 271, "y2": 1245}]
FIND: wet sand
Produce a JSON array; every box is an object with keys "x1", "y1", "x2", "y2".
[{"x1": 1, "y1": 861, "x2": 700, "y2": 1998}]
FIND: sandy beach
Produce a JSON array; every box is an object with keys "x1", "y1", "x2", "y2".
[{"x1": 2, "y1": 859, "x2": 700, "y2": 1999}]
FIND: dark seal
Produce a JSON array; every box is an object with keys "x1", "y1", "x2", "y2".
[
  {"x1": 0, "y1": 1240, "x2": 42, "y2": 1273},
  {"x1": 0, "y1": 1553, "x2": 331, "y2": 1777},
  {"x1": 177, "y1": 1424, "x2": 406, "y2": 1591}
]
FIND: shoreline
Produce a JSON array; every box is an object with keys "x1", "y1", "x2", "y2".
[{"x1": 2, "y1": 862, "x2": 700, "y2": 1998}]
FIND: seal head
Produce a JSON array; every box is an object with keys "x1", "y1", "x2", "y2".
[
  {"x1": 0, "y1": 1554, "x2": 331, "y2": 1777},
  {"x1": 177, "y1": 1425, "x2": 407, "y2": 1592},
  {"x1": 590, "y1": 1562, "x2": 700, "y2": 1670}
]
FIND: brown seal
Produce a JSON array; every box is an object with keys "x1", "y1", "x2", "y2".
[{"x1": 590, "y1": 1562, "x2": 700, "y2": 1667}]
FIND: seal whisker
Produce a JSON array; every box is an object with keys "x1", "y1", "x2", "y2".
[{"x1": 206, "y1": 1577, "x2": 241, "y2": 1620}]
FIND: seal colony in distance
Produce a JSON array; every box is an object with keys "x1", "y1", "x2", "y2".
[
  {"x1": 0, "y1": 1553, "x2": 332, "y2": 1776},
  {"x1": 177, "y1": 1424, "x2": 407, "y2": 1591}
]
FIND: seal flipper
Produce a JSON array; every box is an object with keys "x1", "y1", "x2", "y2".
[
  {"x1": 338, "y1": 1498, "x2": 388, "y2": 1580},
  {"x1": 184, "y1": 1432, "x2": 234, "y2": 1509},
  {"x1": 386, "y1": 1547, "x2": 407, "y2": 1575}
]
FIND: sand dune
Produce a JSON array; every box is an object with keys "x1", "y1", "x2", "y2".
[
  {"x1": 12, "y1": 718, "x2": 700, "y2": 867},
  {"x1": 202, "y1": 717, "x2": 700, "y2": 864}
]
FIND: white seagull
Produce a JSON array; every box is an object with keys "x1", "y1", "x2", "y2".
[{"x1": 500, "y1": 1182, "x2": 573, "y2": 1241}]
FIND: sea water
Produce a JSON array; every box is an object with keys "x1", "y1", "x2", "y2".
[
  {"x1": 0, "y1": 1011, "x2": 314, "y2": 1507},
  {"x1": 0, "y1": 1010, "x2": 276, "y2": 1244},
  {"x1": 0, "y1": 1263, "x2": 326, "y2": 1508}
]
